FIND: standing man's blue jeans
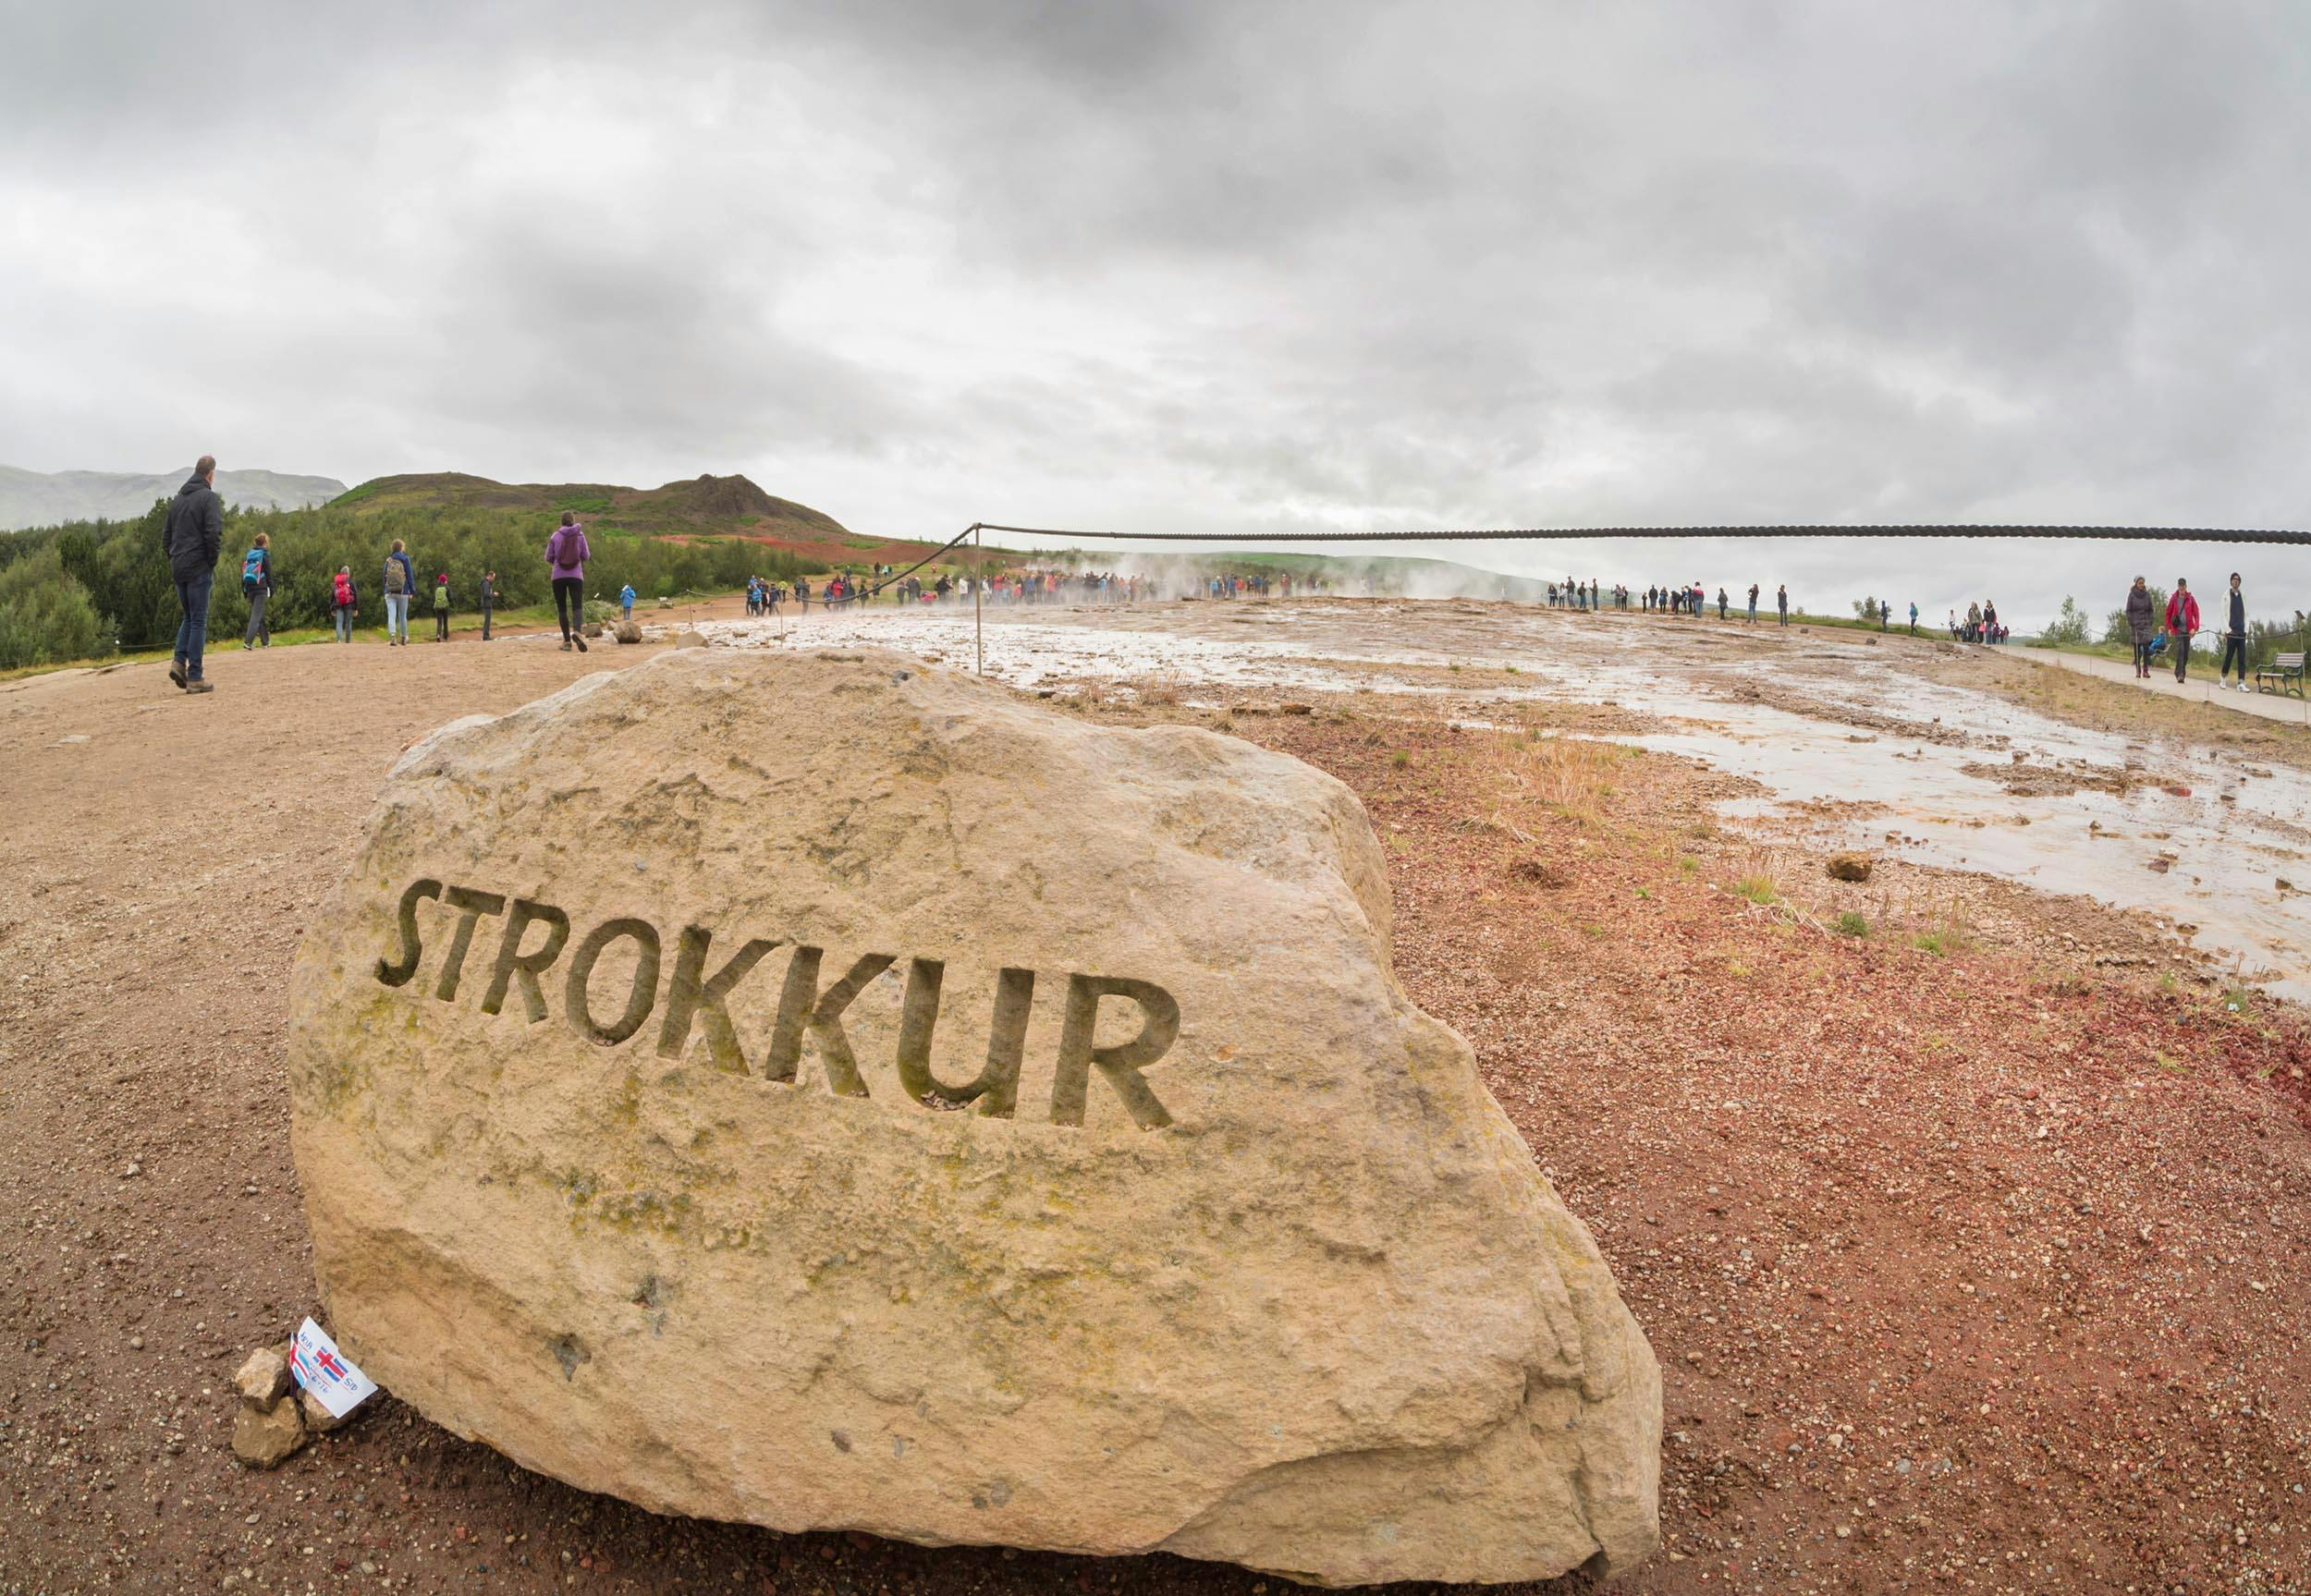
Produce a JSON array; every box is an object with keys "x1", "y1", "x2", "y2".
[
  {"x1": 335, "y1": 606, "x2": 352, "y2": 642},
  {"x1": 173, "y1": 570, "x2": 214, "y2": 682},
  {"x1": 385, "y1": 592, "x2": 408, "y2": 642}
]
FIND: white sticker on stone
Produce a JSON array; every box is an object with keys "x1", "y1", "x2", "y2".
[{"x1": 287, "y1": 1318, "x2": 378, "y2": 1419}]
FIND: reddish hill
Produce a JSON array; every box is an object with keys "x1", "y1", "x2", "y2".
[{"x1": 330, "y1": 471, "x2": 868, "y2": 549}]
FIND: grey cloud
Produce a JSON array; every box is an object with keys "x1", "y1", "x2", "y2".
[{"x1": 6, "y1": 0, "x2": 2311, "y2": 627}]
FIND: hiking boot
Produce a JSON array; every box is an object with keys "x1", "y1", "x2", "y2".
[
  {"x1": 560, "y1": 640, "x2": 573, "y2": 651},
  {"x1": 575, "y1": 634, "x2": 588, "y2": 652},
  {"x1": 168, "y1": 660, "x2": 187, "y2": 688},
  {"x1": 240, "y1": 640, "x2": 252, "y2": 651},
  {"x1": 185, "y1": 679, "x2": 214, "y2": 694}
]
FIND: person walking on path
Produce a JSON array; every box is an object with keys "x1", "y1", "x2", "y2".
[
  {"x1": 332, "y1": 566, "x2": 359, "y2": 642},
  {"x1": 2124, "y1": 577, "x2": 2156, "y2": 676},
  {"x1": 1908, "y1": 601, "x2": 1918, "y2": 634},
  {"x1": 163, "y1": 456, "x2": 223, "y2": 692},
  {"x1": 2165, "y1": 578, "x2": 2200, "y2": 682},
  {"x1": 1776, "y1": 584, "x2": 1789, "y2": 626},
  {"x1": 1879, "y1": 599, "x2": 1890, "y2": 632},
  {"x1": 1747, "y1": 583, "x2": 1759, "y2": 623},
  {"x1": 479, "y1": 570, "x2": 495, "y2": 640},
  {"x1": 619, "y1": 582, "x2": 636, "y2": 621},
  {"x1": 382, "y1": 540, "x2": 414, "y2": 646},
  {"x1": 239, "y1": 531, "x2": 274, "y2": 650},
  {"x1": 432, "y1": 572, "x2": 451, "y2": 641},
  {"x1": 546, "y1": 512, "x2": 589, "y2": 652},
  {"x1": 2219, "y1": 573, "x2": 2248, "y2": 690}
]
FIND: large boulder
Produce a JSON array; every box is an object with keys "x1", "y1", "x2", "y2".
[{"x1": 286, "y1": 649, "x2": 1658, "y2": 1585}]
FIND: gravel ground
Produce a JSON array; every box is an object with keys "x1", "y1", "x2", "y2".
[{"x1": 2, "y1": 604, "x2": 2306, "y2": 1596}]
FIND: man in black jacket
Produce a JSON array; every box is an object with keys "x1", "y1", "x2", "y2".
[
  {"x1": 163, "y1": 456, "x2": 223, "y2": 693},
  {"x1": 2220, "y1": 573, "x2": 2248, "y2": 691}
]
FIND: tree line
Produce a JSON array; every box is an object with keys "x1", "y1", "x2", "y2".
[{"x1": 0, "y1": 500, "x2": 808, "y2": 667}]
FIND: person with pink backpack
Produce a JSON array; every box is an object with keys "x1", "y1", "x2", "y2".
[
  {"x1": 546, "y1": 512, "x2": 589, "y2": 652},
  {"x1": 330, "y1": 566, "x2": 359, "y2": 642}
]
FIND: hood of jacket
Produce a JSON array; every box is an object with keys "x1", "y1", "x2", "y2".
[{"x1": 177, "y1": 475, "x2": 208, "y2": 499}]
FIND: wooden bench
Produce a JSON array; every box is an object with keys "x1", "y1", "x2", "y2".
[{"x1": 2257, "y1": 652, "x2": 2305, "y2": 696}]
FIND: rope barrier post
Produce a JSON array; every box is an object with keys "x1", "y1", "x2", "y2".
[{"x1": 973, "y1": 523, "x2": 984, "y2": 676}]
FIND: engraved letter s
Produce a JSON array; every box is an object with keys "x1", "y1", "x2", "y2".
[{"x1": 375, "y1": 879, "x2": 444, "y2": 988}]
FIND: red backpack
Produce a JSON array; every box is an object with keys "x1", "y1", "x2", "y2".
[{"x1": 333, "y1": 571, "x2": 353, "y2": 608}]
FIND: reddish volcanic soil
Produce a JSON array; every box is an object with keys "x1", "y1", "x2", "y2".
[{"x1": 1, "y1": 611, "x2": 2307, "y2": 1595}]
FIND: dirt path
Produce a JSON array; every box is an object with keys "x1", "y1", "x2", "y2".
[
  {"x1": 2020, "y1": 646, "x2": 2311, "y2": 728},
  {"x1": 2, "y1": 609, "x2": 2308, "y2": 1595}
]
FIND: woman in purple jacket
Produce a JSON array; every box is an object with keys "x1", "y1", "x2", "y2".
[{"x1": 546, "y1": 512, "x2": 589, "y2": 652}]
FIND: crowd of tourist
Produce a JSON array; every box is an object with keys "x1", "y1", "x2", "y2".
[{"x1": 153, "y1": 465, "x2": 2287, "y2": 701}]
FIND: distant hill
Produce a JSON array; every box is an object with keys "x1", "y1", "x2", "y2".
[
  {"x1": 330, "y1": 471, "x2": 881, "y2": 556},
  {"x1": 0, "y1": 465, "x2": 347, "y2": 531}
]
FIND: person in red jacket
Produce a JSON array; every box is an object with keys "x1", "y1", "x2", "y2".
[{"x1": 2164, "y1": 578, "x2": 2200, "y2": 683}]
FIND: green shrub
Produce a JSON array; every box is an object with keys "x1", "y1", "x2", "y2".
[
  {"x1": 1, "y1": 502, "x2": 802, "y2": 651},
  {"x1": 2042, "y1": 595, "x2": 2091, "y2": 647},
  {"x1": 1835, "y1": 910, "x2": 1869, "y2": 938},
  {"x1": 0, "y1": 547, "x2": 112, "y2": 668}
]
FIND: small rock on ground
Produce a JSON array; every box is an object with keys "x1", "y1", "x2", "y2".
[
  {"x1": 297, "y1": 1388, "x2": 348, "y2": 1434},
  {"x1": 232, "y1": 1346, "x2": 291, "y2": 1407},
  {"x1": 231, "y1": 1397, "x2": 306, "y2": 1468}
]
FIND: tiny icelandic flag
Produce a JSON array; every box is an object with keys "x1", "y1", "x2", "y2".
[{"x1": 287, "y1": 1318, "x2": 378, "y2": 1419}]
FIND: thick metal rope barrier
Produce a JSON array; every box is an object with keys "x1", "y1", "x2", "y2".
[{"x1": 972, "y1": 521, "x2": 2311, "y2": 546}]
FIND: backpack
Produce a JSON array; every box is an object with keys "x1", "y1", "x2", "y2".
[
  {"x1": 333, "y1": 571, "x2": 353, "y2": 608},
  {"x1": 241, "y1": 548, "x2": 265, "y2": 593}
]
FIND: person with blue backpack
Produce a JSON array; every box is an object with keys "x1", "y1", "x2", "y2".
[
  {"x1": 239, "y1": 532, "x2": 273, "y2": 650},
  {"x1": 383, "y1": 539, "x2": 415, "y2": 646},
  {"x1": 619, "y1": 582, "x2": 636, "y2": 621}
]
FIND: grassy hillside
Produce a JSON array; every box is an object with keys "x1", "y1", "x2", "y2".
[{"x1": 330, "y1": 471, "x2": 870, "y2": 550}]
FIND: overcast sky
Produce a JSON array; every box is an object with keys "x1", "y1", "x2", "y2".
[{"x1": 6, "y1": 1, "x2": 2308, "y2": 625}]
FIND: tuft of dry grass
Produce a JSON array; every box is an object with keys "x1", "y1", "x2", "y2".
[
  {"x1": 1479, "y1": 730, "x2": 1625, "y2": 837},
  {"x1": 1133, "y1": 672, "x2": 1188, "y2": 707}
]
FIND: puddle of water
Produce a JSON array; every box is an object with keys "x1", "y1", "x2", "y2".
[
  {"x1": 1614, "y1": 696, "x2": 2310, "y2": 996},
  {"x1": 692, "y1": 602, "x2": 2311, "y2": 997}
]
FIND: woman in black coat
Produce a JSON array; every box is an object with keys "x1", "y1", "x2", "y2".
[{"x1": 2124, "y1": 577, "x2": 2158, "y2": 678}]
